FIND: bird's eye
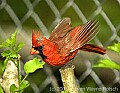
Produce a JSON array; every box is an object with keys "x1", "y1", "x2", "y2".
[{"x1": 37, "y1": 38, "x2": 40, "y2": 42}]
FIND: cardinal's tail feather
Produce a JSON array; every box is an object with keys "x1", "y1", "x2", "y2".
[{"x1": 79, "y1": 44, "x2": 106, "y2": 55}]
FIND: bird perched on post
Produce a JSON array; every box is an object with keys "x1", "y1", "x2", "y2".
[{"x1": 30, "y1": 18, "x2": 106, "y2": 66}]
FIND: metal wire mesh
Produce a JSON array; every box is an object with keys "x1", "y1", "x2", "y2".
[{"x1": 0, "y1": 0, "x2": 120, "y2": 93}]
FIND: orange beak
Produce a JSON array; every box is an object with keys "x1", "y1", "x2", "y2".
[{"x1": 30, "y1": 48, "x2": 39, "y2": 55}]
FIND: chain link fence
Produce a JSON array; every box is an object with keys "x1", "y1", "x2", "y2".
[{"x1": 0, "y1": 0, "x2": 120, "y2": 93}]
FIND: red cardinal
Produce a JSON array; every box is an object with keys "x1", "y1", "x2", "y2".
[{"x1": 30, "y1": 18, "x2": 106, "y2": 66}]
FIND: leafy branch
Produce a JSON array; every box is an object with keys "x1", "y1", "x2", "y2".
[
  {"x1": 0, "y1": 30, "x2": 45, "y2": 93},
  {"x1": 0, "y1": 30, "x2": 24, "y2": 72}
]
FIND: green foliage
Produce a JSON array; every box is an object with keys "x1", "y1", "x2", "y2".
[
  {"x1": 93, "y1": 42, "x2": 120, "y2": 71},
  {"x1": 93, "y1": 59, "x2": 120, "y2": 71},
  {"x1": 0, "y1": 30, "x2": 28, "y2": 93},
  {"x1": 0, "y1": 30, "x2": 24, "y2": 58},
  {"x1": 61, "y1": 91, "x2": 69, "y2": 93},
  {"x1": 0, "y1": 30, "x2": 45, "y2": 93},
  {"x1": 24, "y1": 57, "x2": 45, "y2": 74},
  {"x1": 0, "y1": 86, "x2": 4, "y2": 93},
  {"x1": 0, "y1": 30, "x2": 24, "y2": 72},
  {"x1": 0, "y1": 31, "x2": 17, "y2": 48},
  {"x1": 10, "y1": 80, "x2": 30, "y2": 93},
  {"x1": 108, "y1": 43, "x2": 120, "y2": 54}
]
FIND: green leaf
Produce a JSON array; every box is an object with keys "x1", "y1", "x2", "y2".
[
  {"x1": 0, "y1": 86, "x2": 4, "y2": 93},
  {"x1": 0, "y1": 45, "x2": 4, "y2": 48},
  {"x1": 108, "y1": 43, "x2": 120, "y2": 54},
  {"x1": 15, "y1": 42, "x2": 24, "y2": 52},
  {"x1": 93, "y1": 59, "x2": 120, "y2": 71},
  {"x1": 1, "y1": 38, "x2": 11, "y2": 48},
  {"x1": 0, "y1": 30, "x2": 18, "y2": 48},
  {"x1": 19, "y1": 80, "x2": 30, "y2": 92},
  {"x1": 1, "y1": 50, "x2": 11, "y2": 57},
  {"x1": 24, "y1": 58, "x2": 45, "y2": 74},
  {"x1": 2, "y1": 56, "x2": 9, "y2": 72},
  {"x1": 9, "y1": 30, "x2": 18, "y2": 48},
  {"x1": 10, "y1": 84, "x2": 18, "y2": 93},
  {"x1": 10, "y1": 80, "x2": 29, "y2": 93},
  {"x1": 9, "y1": 52, "x2": 18, "y2": 58},
  {"x1": 9, "y1": 50, "x2": 18, "y2": 58},
  {"x1": 0, "y1": 61, "x2": 4, "y2": 74},
  {"x1": 61, "y1": 91, "x2": 69, "y2": 93},
  {"x1": 1, "y1": 50, "x2": 18, "y2": 58},
  {"x1": 11, "y1": 30, "x2": 18, "y2": 45}
]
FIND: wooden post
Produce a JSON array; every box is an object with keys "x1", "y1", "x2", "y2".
[{"x1": 59, "y1": 64, "x2": 79, "y2": 93}]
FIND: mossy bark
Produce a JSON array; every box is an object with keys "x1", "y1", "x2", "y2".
[
  {"x1": 0, "y1": 60, "x2": 19, "y2": 93},
  {"x1": 59, "y1": 64, "x2": 79, "y2": 93}
]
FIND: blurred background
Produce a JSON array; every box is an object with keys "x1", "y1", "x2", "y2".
[{"x1": 0, "y1": 0, "x2": 120, "y2": 93}]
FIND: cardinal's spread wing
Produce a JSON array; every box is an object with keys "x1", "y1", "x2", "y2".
[
  {"x1": 49, "y1": 18, "x2": 99, "y2": 55},
  {"x1": 59, "y1": 20, "x2": 99, "y2": 54},
  {"x1": 49, "y1": 17, "x2": 72, "y2": 42}
]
